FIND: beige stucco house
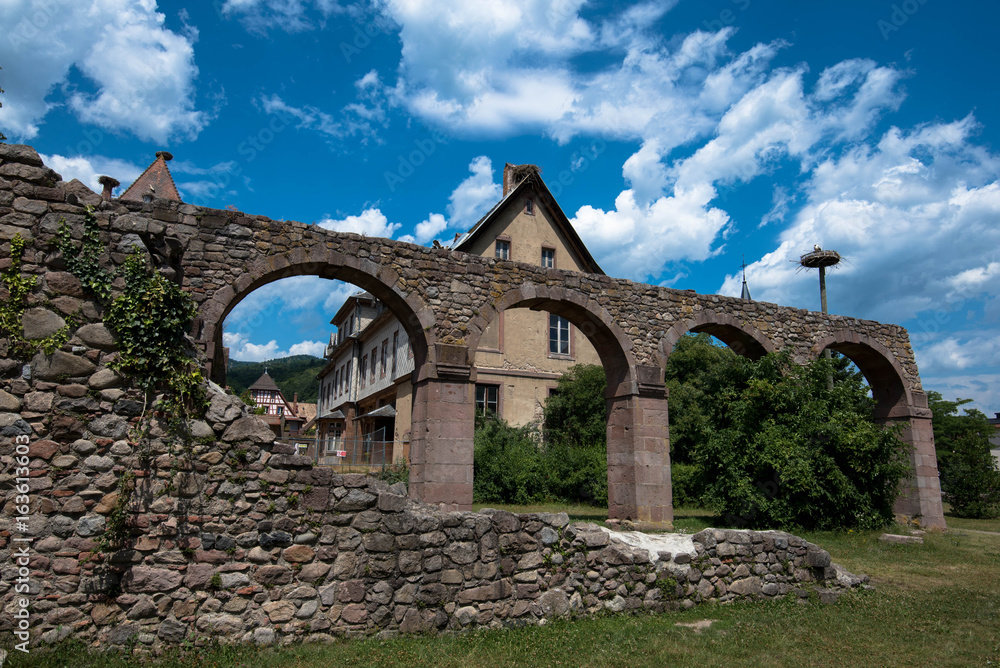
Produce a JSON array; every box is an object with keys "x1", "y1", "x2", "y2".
[{"x1": 314, "y1": 163, "x2": 602, "y2": 465}]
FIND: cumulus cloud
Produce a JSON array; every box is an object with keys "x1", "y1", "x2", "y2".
[
  {"x1": 718, "y1": 117, "x2": 1000, "y2": 325},
  {"x1": 258, "y1": 93, "x2": 385, "y2": 145},
  {"x1": 223, "y1": 332, "x2": 327, "y2": 362},
  {"x1": 317, "y1": 208, "x2": 402, "y2": 238},
  {"x1": 0, "y1": 0, "x2": 207, "y2": 142}
]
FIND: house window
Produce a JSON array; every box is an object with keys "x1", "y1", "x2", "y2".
[
  {"x1": 360, "y1": 355, "x2": 368, "y2": 388},
  {"x1": 495, "y1": 239, "x2": 510, "y2": 260},
  {"x1": 345, "y1": 361, "x2": 351, "y2": 396},
  {"x1": 525, "y1": 198, "x2": 534, "y2": 215},
  {"x1": 277, "y1": 406, "x2": 283, "y2": 416},
  {"x1": 549, "y1": 314, "x2": 571, "y2": 356},
  {"x1": 370, "y1": 348, "x2": 377, "y2": 383},
  {"x1": 392, "y1": 331, "x2": 399, "y2": 375},
  {"x1": 380, "y1": 339, "x2": 389, "y2": 378},
  {"x1": 541, "y1": 247, "x2": 555, "y2": 268},
  {"x1": 475, "y1": 384, "x2": 499, "y2": 415}
]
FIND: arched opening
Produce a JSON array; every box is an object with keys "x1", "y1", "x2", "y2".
[
  {"x1": 465, "y1": 287, "x2": 670, "y2": 523},
  {"x1": 812, "y1": 334, "x2": 944, "y2": 526},
  {"x1": 196, "y1": 253, "x2": 434, "y2": 479},
  {"x1": 660, "y1": 317, "x2": 776, "y2": 520}
]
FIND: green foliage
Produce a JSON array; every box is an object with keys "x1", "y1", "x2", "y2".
[
  {"x1": 239, "y1": 388, "x2": 266, "y2": 415},
  {"x1": 664, "y1": 334, "x2": 741, "y2": 464},
  {"x1": 97, "y1": 471, "x2": 135, "y2": 553},
  {"x1": 55, "y1": 209, "x2": 112, "y2": 302},
  {"x1": 0, "y1": 233, "x2": 70, "y2": 358},
  {"x1": 375, "y1": 461, "x2": 410, "y2": 489},
  {"x1": 695, "y1": 352, "x2": 910, "y2": 531},
  {"x1": 474, "y1": 413, "x2": 548, "y2": 505},
  {"x1": 929, "y1": 391, "x2": 1000, "y2": 518},
  {"x1": 670, "y1": 462, "x2": 702, "y2": 507},
  {"x1": 227, "y1": 355, "x2": 327, "y2": 403},
  {"x1": 474, "y1": 366, "x2": 610, "y2": 507},
  {"x1": 104, "y1": 252, "x2": 205, "y2": 415},
  {"x1": 544, "y1": 364, "x2": 607, "y2": 448}
]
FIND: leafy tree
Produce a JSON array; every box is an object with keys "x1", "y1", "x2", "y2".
[
  {"x1": 929, "y1": 392, "x2": 1000, "y2": 518},
  {"x1": 664, "y1": 334, "x2": 740, "y2": 464},
  {"x1": 543, "y1": 364, "x2": 607, "y2": 447},
  {"x1": 694, "y1": 352, "x2": 910, "y2": 531},
  {"x1": 473, "y1": 413, "x2": 547, "y2": 505}
]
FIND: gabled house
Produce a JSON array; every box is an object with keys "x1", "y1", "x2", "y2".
[
  {"x1": 314, "y1": 163, "x2": 603, "y2": 466},
  {"x1": 247, "y1": 371, "x2": 307, "y2": 438}
]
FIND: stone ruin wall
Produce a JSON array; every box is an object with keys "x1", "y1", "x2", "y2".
[{"x1": 0, "y1": 142, "x2": 901, "y2": 650}]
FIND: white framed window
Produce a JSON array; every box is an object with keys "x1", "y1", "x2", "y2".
[
  {"x1": 549, "y1": 314, "x2": 571, "y2": 356},
  {"x1": 525, "y1": 198, "x2": 535, "y2": 215},
  {"x1": 495, "y1": 239, "x2": 510, "y2": 260},
  {"x1": 541, "y1": 247, "x2": 555, "y2": 268},
  {"x1": 475, "y1": 384, "x2": 499, "y2": 415}
]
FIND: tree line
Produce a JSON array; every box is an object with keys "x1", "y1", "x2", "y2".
[{"x1": 474, "y1": 333, "x2": 1000, "y2": 528}]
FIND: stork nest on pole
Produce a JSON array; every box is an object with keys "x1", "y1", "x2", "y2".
[{"x1": 798, "y1": 249, "x2": 841, "y2": 269}]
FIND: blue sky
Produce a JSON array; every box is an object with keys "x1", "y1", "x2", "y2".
[{"x1": 2, "y1": 0, "x2": 998, "y2": 412}]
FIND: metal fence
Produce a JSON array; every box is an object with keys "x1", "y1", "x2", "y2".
[{"x1": 316, "y1": 434, "x2": 395, "y2": 468}]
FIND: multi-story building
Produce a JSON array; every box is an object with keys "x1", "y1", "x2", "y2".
[{"x1": 315, "y1": 163, "x2": 603, "y2": 465}]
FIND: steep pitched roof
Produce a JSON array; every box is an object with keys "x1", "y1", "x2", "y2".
[
  {"x1": 249, "y1": 371, "x2": 281, "y2": 393},
  {"x1": 121, "y1": 151, "x2": 181, "y2": 202},
  {"x1": 453, "y1": 166, "x2": 604, "y2": 274}
]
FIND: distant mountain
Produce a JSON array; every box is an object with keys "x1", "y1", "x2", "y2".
[{"x1": 227, "y1": 355, "x2": 327, "y2": 404}]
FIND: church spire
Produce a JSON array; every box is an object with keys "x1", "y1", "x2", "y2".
[{"x1": 740, "y1": 255, "x2": 752, "y2": 301}]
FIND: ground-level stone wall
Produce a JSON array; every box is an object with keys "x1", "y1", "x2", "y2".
[{"x1": 1, "y1": 449, "x2": 866, "y2": 651}]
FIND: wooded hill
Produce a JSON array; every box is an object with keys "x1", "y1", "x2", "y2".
[{"x1": 226, "y1": 355, "x2": 326, "y2": 403}]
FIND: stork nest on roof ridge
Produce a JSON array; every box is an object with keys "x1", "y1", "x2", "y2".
[{"x1": 510, "y1": 164, "x2": 541, "y2": 184}]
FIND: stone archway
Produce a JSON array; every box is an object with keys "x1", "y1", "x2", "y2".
[
  {"x1": 659, "y1": 311, "x2": 775, "y2": 366},
  {"x1": 467, "y1": 285, "x2": 672, "y2": 525},
  {"x1": 812, "y1": 332, "x2": 945, "y2": 528},
  {"x1": 195, "y1": 248, "x2": 437, "y2": 387}
]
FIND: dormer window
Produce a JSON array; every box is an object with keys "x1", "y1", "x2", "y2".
[
  {"x1": 525, "y1": 198, "x2": 535, "y2": 215},
  {"x1": 495, "y1": 239, "x2": 510, "y2": 260},
  {"x1": 142, "y1": 194, "x2": 153, "y2": 203}
]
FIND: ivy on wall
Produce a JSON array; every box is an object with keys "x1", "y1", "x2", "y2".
[
  {"x1": 0, "y1": 233, "x2": 69, "y2": 357},
  {"x1": 55, "y1": 207, "x2": 207, "y2": 416}
]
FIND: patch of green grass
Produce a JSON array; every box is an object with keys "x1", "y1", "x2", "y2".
[{"x1": 12, "y1": 510, "x2": 1000, "y2": 667}]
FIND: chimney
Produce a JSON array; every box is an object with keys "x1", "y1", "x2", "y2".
[
  {"x1": 502, "y1": 163, "x2": 540, "y2": 196},
  {"x1": 98, "y1": 175, "x2": 119, "y2": 201},
  {"x1": 502, "y1": 162, "x2": 516, "y2": 197}
]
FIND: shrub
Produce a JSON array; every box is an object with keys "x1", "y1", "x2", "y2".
[
  {"x1": 930, "y1": 392, "x2": 1000, "y2": 518},
  {"x1": 473, "y1": 413, "x2": 547, "y2": 505},
  {"x1": 670, "y1": 462, "x2": 702, "y2": 507},
  {"x1": 695, "y1": 352, "x2": 910, "y2": 531}
]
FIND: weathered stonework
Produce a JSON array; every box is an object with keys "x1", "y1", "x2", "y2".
[{"x1": 0, "y1": 140, "x2": 943, "y2": 547}]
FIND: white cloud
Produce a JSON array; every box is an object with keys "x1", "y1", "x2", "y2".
[
  {"x1": 921, "y1": 373, "x2": 1000, "y2": 415},
  {"x1": 411, "y1": 213, "x2": 448, "y2": 244},
  {"x1": 0, "y1": 0, "x2": 206, "y2": 142},
  {"x1": 916, "y1": 334, "x2": 1000, "y2": 375},
  {"x1": 719, "y1": 117, "x2": 1000, "y2": 325},
  {"x1": 40, "y1": 153, "x2": 143, "y2": 196},
  {"x1": 258, "y1": 94, "x2": 385, "y2": 145},
  {"x1": 317, "y1": 208, "x2": 402, "y2": 238},
  {"x1": 221, "y1": 0, "x2": 347, "y2": 34},
  {"x1": 446, "y1": 156, "x2": 502, "y2": 229}
]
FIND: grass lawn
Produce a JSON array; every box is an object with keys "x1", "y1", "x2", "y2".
[{"x1": 14, "y1": 506, "x2": 1000, "y2": 668}]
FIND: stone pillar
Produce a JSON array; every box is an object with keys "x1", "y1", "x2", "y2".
[
  {"x1": 408, "y1": 345, "x2": 475, "y2": 511},
  {"x1": 880, "y1": 391, "x2": 946, "y2": 529},
  {"x1": 606, "y1": 366, "x2": 672, "y2": 527}
]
